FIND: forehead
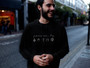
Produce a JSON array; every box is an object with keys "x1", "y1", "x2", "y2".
[{"x1": 43, "y1": 0, "x2": 54, "y2": 4}]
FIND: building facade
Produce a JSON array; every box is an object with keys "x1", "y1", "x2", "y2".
[
  {"x1": 56, "y1": 0, "x2": 87, "y2": 14},
  {"x1": 75, "y1": 0, "x2": 87, "y2": 14}
]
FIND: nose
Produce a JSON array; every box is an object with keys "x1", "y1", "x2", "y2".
[{"x1": 50, "y1": 5, "x2": 55, "y2": 10}]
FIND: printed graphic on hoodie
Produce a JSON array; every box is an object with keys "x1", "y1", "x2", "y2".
[{"x1": 33, "y1": 34, "x2": 54, "y2": 42}]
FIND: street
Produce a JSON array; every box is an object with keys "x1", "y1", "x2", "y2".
[
  {"x1": 66, "y1": 25, "x2": 88, "y2": 51},
  {"x1": 0, "y1": 25, "x2": 88, "y2": 68},
  {"x1": 60, "y1": 25, "x2": 88, "y2": 68},
  {"x1": 0, "y1": 34, "x2": 27, "y2": 68}
]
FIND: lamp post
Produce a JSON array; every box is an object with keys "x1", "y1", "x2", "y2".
[{"x1": 87, "y1": 4, "x2": 90, "y2": 45}]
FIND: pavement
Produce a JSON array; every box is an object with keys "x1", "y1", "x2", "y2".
[
  {"x1": 63, "y1": 26, "x2": 90, "y2": 68},
  {"x1": 0, "y1": 26, "x2": 90, "y2": 68},
  {"x1": 71, "y1": 46, "x2": 90, "y2": 68},
  {"x1": 64, "y1": 45, "x2": 90, "y2": 68},
  {"x1": 0, "y1": 31, "x2": 22, "y2": 39}
]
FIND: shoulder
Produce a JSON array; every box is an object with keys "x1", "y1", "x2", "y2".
[
  {"x1": 54, "y1": 21, "x2": 65, "y2": 29},
  {"x1": 29, "y1": 19, "x2": 38, "y2": 26},
  {"x1": 53, "y1": 21, "x2": 66, "y2": 33},
  {"x1": 25, "y1": 19, "x2": 39, "y2": 28}
]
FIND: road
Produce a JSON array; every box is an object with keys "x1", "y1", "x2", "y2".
[
  {"x1": 66, "y1": 25, "x2": 88, "y2": 51},
  {"x1": 0, "y1": 25, "x2": 88, "y2": 68},
  {"x1": 0, "y1": 34, "x2": 27, "y2": 68},
  {"x1": 60, "y1": 25, "x2": 88, "y2": 68}
]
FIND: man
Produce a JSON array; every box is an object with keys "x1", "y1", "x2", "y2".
[
  {"x1": 19, "y1": 0, "x2": 69, "y2": 68},
  {"x1": 1, "y1": 18, "x2": 5, "y2": 34},
  {"x1": 4, "y1": 19, "x2": 11, "y2": 35}
]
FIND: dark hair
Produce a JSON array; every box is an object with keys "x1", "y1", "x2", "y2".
[{"x1": 36, "y1": 0, "x2": 44, "y2": 7}]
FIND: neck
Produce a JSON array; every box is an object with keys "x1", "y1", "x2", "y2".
[{"x1": 39, "y1": 16, "x2": 49, "y2": 24}]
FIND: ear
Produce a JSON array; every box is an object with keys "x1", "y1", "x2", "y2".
[{"x1": 37, "y1": 5, "x2": 42, "y2": 11}]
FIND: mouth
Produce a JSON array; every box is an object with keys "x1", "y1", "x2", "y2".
[
  {"x1": 48, "y1": 12, "x2": 54, "y2": 17},
  {"x1": 49, "y1": 12, "x2": 53, "y2": 14}
]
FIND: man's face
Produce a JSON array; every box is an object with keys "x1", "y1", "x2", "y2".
[{"x1": 41, "y1": 0, "x2": 55, "y2": 20}]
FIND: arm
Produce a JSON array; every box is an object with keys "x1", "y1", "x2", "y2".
[
  {"x1": 52, "y1": 26, "x2": 69, "y2": 61},
  {"x1": 19, "y1": 24, "x2": 35, "y2": 61}
]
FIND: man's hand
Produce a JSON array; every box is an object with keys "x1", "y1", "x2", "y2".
[
  {"x1": 41, "y1": 54, "x2": 53, "y2": 62},
  {"x1": 33, "y1": 55, "x2": 49, "y2": 66}
]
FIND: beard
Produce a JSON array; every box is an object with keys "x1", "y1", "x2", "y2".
[{"x1": 41, "y1": 8, "x2": 55, "y2": 21}]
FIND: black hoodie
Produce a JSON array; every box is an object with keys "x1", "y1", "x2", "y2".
[{"x1": 19, "y1": 19, "x2": 69, "y2": 68}]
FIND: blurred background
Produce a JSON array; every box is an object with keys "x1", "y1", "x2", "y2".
[{"x1": 0, "y1": 0, "x2": 89, "y2": 32}]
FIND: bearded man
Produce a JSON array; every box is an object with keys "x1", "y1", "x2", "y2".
[{"x1": 19, "y1": 0, "x2": 69, "y2": 68}]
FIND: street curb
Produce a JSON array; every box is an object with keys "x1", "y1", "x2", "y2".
[
  {"x1": 64, "y1": 44, "x2": 86, "y2": 68},
  {"x1": 0, "y1": 33, "x2": 22, "y2": 39},
  {"x1": 65, "y1": 25, "x2": 83, "y2": 29},
  {"x1": 65, "y1": 25, "x2": 85, "y2": 32},
  {"x1": 59, "y1": 38, "x2": 87, "y2": 68}
]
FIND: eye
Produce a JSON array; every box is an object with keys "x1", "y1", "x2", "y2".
[
  {"x1": 46, "y1": 4, "x2": 51, "y2": 7},
  {"x1": 46, "y1": 4, "x2": 55, "y2": 7},
  {"x1": 53, "y1": 4, "x2": 55, "y2": 7}
]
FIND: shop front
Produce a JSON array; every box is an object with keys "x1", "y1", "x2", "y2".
[
  {"x1": 0, "y1": 10, "x2": 15, "y2": 31},
  {"x1": 0, "y1": 0, "x2": 22, "y2": 33}
]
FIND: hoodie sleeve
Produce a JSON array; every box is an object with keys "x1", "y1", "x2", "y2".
[
  {"x1": 19, "y1": 24, "x2": 35, "y2": 62},
  {"x1": 52, "y1": 26, "x2": 69, "y2": 61}
]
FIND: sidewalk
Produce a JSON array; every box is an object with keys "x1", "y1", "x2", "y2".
[
  {"x1": 64, "y1": 45, "x2": 90, "y2": 68},
  {"x1": 0, "y1": 31, "x2": 22, "y2": 39}
]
